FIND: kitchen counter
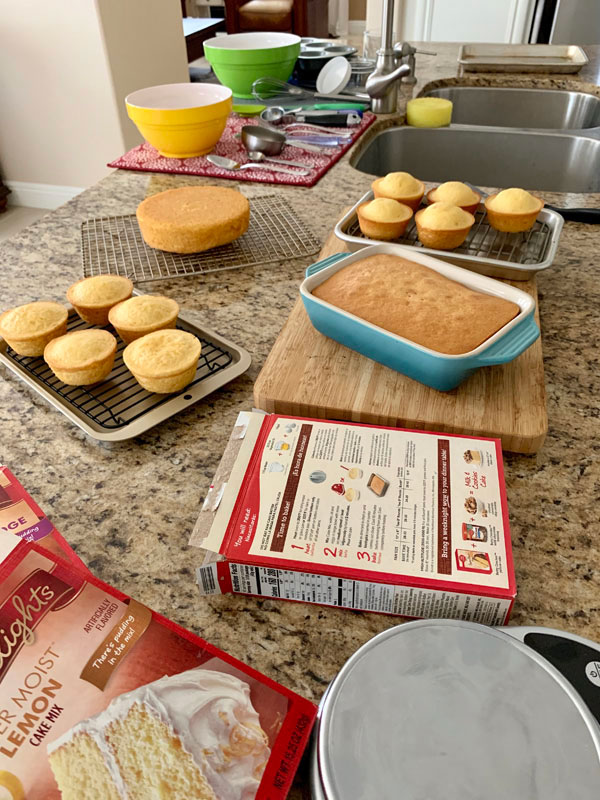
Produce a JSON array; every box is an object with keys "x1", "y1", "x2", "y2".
[{"x1": 1, "y1": 42, "x2": 600, "y2": 793}]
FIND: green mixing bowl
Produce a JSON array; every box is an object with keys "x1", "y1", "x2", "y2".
[{"x1": 204, "y1": 32, "x2": 301, "y2": 99}]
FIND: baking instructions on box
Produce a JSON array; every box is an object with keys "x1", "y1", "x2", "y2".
[{"x1": 216, "y1": 416, "x2": 514, "y2": 620}]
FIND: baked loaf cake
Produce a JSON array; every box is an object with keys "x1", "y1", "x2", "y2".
[
  {"x1": 48, "y1": 668, "x2": 270, "y2": 800},
  {"x1": 312, "y1": 254, "x2": 520, "y2": 355},
  {"x1": 137, "y1": 186, "x2": 250, "y2": 254},
  {"x1": 0, "y1": 300, "x2": 68, "y2": 356}
]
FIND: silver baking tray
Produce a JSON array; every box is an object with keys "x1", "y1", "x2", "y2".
[
  {"x1": 0, "y1": 297, "x2": 251, "y2": 442},
  {"x1": 458, "y1": 44, "x2": 589, "y2": 73},
  {"x1": 334, "y1": 190, "x2": 564, "y2": 280}
]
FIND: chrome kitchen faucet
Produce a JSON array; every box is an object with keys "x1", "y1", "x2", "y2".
[{"x1": 366, "y1": 0, "x2": 436, "y2": 113}]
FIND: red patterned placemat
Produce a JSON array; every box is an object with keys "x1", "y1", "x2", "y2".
[{"x1": 108, "y1": 112, "x2": 376, "y2": 187}]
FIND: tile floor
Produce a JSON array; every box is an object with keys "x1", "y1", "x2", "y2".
[{"x1": 0, "y1": 205, "x2": 46, "y2": 243}]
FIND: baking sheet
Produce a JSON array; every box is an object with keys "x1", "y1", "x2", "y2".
[
  {"x1": 0, "y1": 303, "x2": 251, "y2": 442},
  {"x1": 334, "y1": 190, "x2": 564, "y2": 280},
  {"x1": 458, "y1": 44, "x2": 589, "y2": 74}
]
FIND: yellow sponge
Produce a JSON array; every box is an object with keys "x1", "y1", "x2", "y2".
[{"x1": 406, "y1": 97, "x2": 453, "y2": 128}]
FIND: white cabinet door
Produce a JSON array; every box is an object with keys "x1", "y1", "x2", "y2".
[{"x1": 366, "y1": 0, "x2": 536, "y2": 44}]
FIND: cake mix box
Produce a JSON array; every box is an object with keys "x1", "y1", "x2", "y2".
[
  {"x1": 0, "y1": 466, "x2": 87, "y2": 570},
  {"x1": 0, "y1": 540, "x2": 316, "y2": 799},
  {"x1": 191, "y1": 411, "x2": 516, "y2": 624}
]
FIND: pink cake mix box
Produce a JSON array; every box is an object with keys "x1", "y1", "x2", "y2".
[
  {"x1": 191, "y1": 412, "x2": 516, "y2": 624},
  {"x1": 0, "y1": 541, "x2": 316, "y2": 799},
  {"x1": 0, "y1": 466, "x2": 87, "y2": 570}
]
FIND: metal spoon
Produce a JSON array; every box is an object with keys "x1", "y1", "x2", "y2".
[
  {"x1": 259, "y1": 111, "x2": 353, "y2": 140},
  {"x1": 206, "y1": 154, "x2": 309, "y2": 177},
  {"x1": 240, "y1": 124, "x2": 329, "y2": 154},
  {"x1": 284, "y1": 123, "x2": 352, "y2": 141},
  {"x1": 247, "y1": 151, "x2": 311, "y2": 170}
]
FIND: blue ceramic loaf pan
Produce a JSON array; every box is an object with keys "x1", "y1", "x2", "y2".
[{"x1": 300, "y1": 243, "x2": 540, "y2": 392}]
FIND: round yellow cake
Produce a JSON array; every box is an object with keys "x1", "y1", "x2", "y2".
[
  {"x1": 67, "y1": 275, "x2": 134, "y2": 325},
  {"x1": 44, "y1": 329, "x2": 117, "y2": 385},
  {"x1": 136, "y1": 187, "x2": 250, "y2": 254},
  {"x1": 0, "y1": 301, "x2": 68, "y2": 356},
  {"x1": 109, "y1": 295, "x2": 179, "y2": 343},
  {"x1": 123, "y1": 329, "x2": 201, "y2": 393}
]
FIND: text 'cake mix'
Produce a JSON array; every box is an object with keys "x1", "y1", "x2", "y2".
[{"x1": 0, "y1": 541, "x2": 316, "y2": 799}]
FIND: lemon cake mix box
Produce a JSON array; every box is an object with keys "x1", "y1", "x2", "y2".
[
  {"x1": 0, "y1": 466, "x2": 87, "y2": 570},
  {"x1": 0, "y1": 540, "x2": 316, "y2": 799},
  {"x1": 191, "y1": 412, "x2": 516, "y2": 624}
]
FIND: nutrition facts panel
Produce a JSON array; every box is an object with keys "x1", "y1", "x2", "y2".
[
  {"x1": 231, "y1": 564, "x2": 354, "y2": 606},
  {"x1": 396, "y1": 465, "x2": 419, "y2": 545},
  {"x1": 222, "y1": 563, "x2": 510, "y2": 623}
]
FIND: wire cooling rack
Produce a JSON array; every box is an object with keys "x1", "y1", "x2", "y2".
[
  {"x1": 345, "y1": 212, "x2": 551, "y2": 263},
  {"x1": 0, "y1": 310, "x2": 251, "y2": 441},
  {"x1": 81, "y1": 194, "x2": 321, "y2": 283},
  {"x1": 335, "y1": 191, "x2": 564, "y2": 280}
]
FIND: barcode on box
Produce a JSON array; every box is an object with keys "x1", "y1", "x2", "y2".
[{"x1": 196, "y1": 564, "x2": 220, "y2": 595}]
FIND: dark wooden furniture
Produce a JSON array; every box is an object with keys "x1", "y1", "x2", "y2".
[
  {"x1": 224, "y1": 0, "x2": 328, "y2": 37},
  {"x1": 182, "y1": 16, "x2": 226, "y2": 61},
  {"x1": 0, "y1": 179, "x2": 9, "y2": 214}
]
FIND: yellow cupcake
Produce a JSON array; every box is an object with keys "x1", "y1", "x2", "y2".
[
  {"x1": 357, "y1": 198, "x2": 413, "y2": 240},
  {"x1": 44, "y1": 329, "x2": 117, "y2": 385},
  {"x1": 0, "y1": 301, "x2": 68, "y2": 356},
  {"x1": 108, "y1": 295, "x2": 179, "y2": 344},
  {"x1": 123, "y1": 329, "x2": 201, "y2": 394},
  {"x1": 415, "y1": 202, "x2": 475, "y2": 250},
  {"x1": 371, "y1": 171, "x2": 425, "y2": 210},
  {"x1": 484, "y1": 188, "x2": 544, "y2": 232},
  {"x1": 426, "y1": 181, "x2": 481, "y2": 214},
  {"x1": 67, "y1": 275, "x2": 134, "y2": 325}
]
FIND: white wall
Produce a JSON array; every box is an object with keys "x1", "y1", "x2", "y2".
[
  {"x1": 0, "y1": 0, "x2": 189, "y2": 205},
  {"x1": 95, "y1": 0, "x2": 190, "y2": 152},
  {"x1": 0, "y1": 1, "x2": 123, "y2": 190}
]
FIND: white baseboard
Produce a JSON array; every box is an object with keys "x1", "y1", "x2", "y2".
[
  {"x1": 348, "y1": 19, "x2": 366, "y2": 34},
  {"x1": 6, "y1": 182, "x2": 84, "y2": 210}
]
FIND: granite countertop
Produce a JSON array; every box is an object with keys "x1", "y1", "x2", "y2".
[{"x1": 1, "y1": 42, "x2": 600, "y2": 793}]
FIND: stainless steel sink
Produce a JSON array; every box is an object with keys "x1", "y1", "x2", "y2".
[
  {"x1": 422, "y1": 87, "x2": 600, "y2": 130},
  {"x1": 351, "y1": 126, "x2": 600, "y2": 193}
]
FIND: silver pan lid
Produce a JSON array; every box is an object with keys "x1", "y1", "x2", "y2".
[{"x1": 316, "y1": 620, "x2": 600, "y2": 800}]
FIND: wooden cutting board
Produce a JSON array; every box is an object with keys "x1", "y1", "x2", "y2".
[{"x1": 253, "y1": 231, "x2": 547, "y2": 453}]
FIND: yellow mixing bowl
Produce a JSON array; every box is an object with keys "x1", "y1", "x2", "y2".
[{"x1": 125, "y1": 83, "x2": 233, "y2": 158}]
